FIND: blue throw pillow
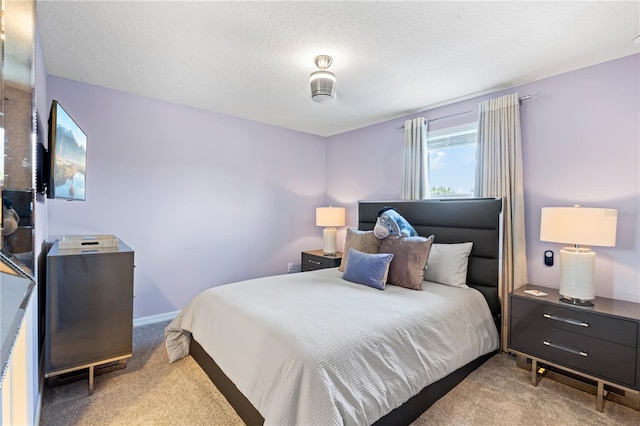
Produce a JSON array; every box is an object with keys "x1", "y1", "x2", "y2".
[{"x1": 342, "y1": 247, "x2": 394, "y2": 290}]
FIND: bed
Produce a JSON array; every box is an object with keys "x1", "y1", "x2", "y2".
[{"x1": 165, "y1": 198, "x2": 502, "y2": 425}]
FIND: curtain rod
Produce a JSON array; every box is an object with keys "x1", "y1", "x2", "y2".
[{"x1": 395, "y1": 92, "x2": 540, "y2": 131}]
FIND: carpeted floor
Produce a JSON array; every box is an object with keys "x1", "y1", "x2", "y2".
[{"x1": 40, "y1": 321, "x2": 640, "y2": 426}]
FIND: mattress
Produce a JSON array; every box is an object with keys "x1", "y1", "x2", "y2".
[{"x1": 165, "y1": 268, "x2": 499, "y2": 425}]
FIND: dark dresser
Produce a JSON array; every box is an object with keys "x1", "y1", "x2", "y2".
[
  {"x1": 301, "y1": 250, "x2": 342, "y2": 272},
  {"x1": 509, "y1": 284, "x2": 640, "y2": 411},
  {"x1": 45, "y1": 239, "x2": 134, "y2": 393}
]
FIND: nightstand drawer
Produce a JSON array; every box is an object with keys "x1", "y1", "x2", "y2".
[
  {"x1": 303, "y1": 257, "x2": 335, "y2": 270},
  {"x1": 510, "y1": 317, "x2": 637, "y2": 387},
  {"x1": 511, "y1": 297, "x2": 638, "y2": 347},
  {"x1": 301, "y1": 250, "x2": 342, "y2": 272}
]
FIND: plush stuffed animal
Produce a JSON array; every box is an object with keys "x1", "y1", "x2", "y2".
[
  {"x1": 373, "y1": 206, "x2": 418, "y2": 239},
  {"x1": 2, "y1": 197, "x2": 19, "y2": 237}
]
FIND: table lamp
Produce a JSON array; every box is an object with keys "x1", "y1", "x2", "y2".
[
  {"x1": 316, "y1": 206, "x2": 345, "y2": 256},
  {"x1": 540, "y1": 205, "x2": 617, "y2": 306}
]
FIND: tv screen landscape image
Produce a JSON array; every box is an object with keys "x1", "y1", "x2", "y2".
[{"x1": 48, "y1": 100, "x2": 87, "y2": 201}]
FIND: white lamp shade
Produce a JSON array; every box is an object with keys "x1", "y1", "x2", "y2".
[
  {"x1": 316, "y1": 207, "x2": 345, "y2": 227},
  {"x1": 540, "y1": 206, "x2": 617, "y2": 247}
]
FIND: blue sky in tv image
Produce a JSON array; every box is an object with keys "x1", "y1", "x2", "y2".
[
  {"x1": 56, "y1": 103, "x2": 87, "y2": 149},
  {"x1": 53, "y1": 102, "x2": 87, "y2": 200}
]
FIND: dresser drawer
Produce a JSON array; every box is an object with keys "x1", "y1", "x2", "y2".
[
  {"x1": 511, "y1": 297, "x2": 638, "y2": 347},
  {"x1": 510, "y1": 317, "x2": 637, "y2": 387}
]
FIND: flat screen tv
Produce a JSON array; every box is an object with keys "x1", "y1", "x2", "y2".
[{"x1": 47, "y1": 100, "x2": 87, "y2": 200}]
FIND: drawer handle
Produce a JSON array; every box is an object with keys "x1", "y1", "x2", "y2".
[
  {"x1": 543, "y1": 313, "x2": 589, "y2": 328},
  {"x1": 543, "y1": 340, "x2": 588, "y2": 357},
  {"x1": 307, "y1": 260, "x2": 321, "y2": 265}
]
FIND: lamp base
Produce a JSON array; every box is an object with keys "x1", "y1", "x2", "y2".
[
  {"x1": 559, "y1": 296, "x2": 594, "y2": 307},
  {"x1": 559, "y1": 247, "x2": 596, "y2": 305},
  {"x1": 323, "y1": 227, "x2": 338, "y2": 256}
]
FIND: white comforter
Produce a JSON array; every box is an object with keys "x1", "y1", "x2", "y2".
[{"x1": 165, "y1": 268, "x2": 499, "y2": 426}]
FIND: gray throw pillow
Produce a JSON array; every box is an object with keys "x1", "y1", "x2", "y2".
[{"x1": 379, "y1": 235, "x2": 434, "y2": 290}]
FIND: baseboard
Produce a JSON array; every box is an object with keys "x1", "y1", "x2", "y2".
[{"x1": 133, "y1": 310, "x2": 180, "y2": 327}]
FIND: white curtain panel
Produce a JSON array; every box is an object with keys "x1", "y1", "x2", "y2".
[
  {"x1": 475, "y1": 93, "x2": 528, "y2": 350},
  {"x1": 402, "y1": 118, "x2": 429, "y2": 200}
]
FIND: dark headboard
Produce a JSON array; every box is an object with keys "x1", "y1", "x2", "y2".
[{"x1": 358, "y1": 198, "x2": 502, "y2": 324}]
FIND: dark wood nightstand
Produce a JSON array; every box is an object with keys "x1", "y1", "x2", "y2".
[
  {"x1": 508, "y1": 284, "x2": 640, "y2": 411},
  {"x1": 301, "y1": 250, "x2": 342, "y2": 272}
]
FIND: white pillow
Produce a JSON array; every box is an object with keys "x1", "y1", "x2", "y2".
[{"x1": 423, "y1": 242, "x2": 473, "y2": 288}]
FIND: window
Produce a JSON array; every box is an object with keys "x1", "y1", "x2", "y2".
[{"x1": 427, "y1": 123, "x2": 477, "y2": 198}]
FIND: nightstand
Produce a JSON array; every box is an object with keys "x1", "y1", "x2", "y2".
[
  {"x1": 301, "y1": 250, "x2": 342, "y2": 272},
  {"x1": 508, "y1": 284, "x2": 640, "y2": 411}
]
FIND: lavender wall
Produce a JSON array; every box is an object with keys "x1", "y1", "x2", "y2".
[
  {"x1": 46, "y1": 77, "x2": 327, "y2": 318},
  {"x1": 326, "y1": 54, "x2": 640, "y2": 304},
  {"x1": 46, "y1": 54, "x2": 639, "y2": 317}
]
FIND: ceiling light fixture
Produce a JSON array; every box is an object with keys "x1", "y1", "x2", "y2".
[{"x1": 310, "y1": 55, "x2": 336, "y2": 103}]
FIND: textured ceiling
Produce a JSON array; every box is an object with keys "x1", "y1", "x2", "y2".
[{"x1": 36, "y1": 1, "x2": 640, "y2": 137}]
